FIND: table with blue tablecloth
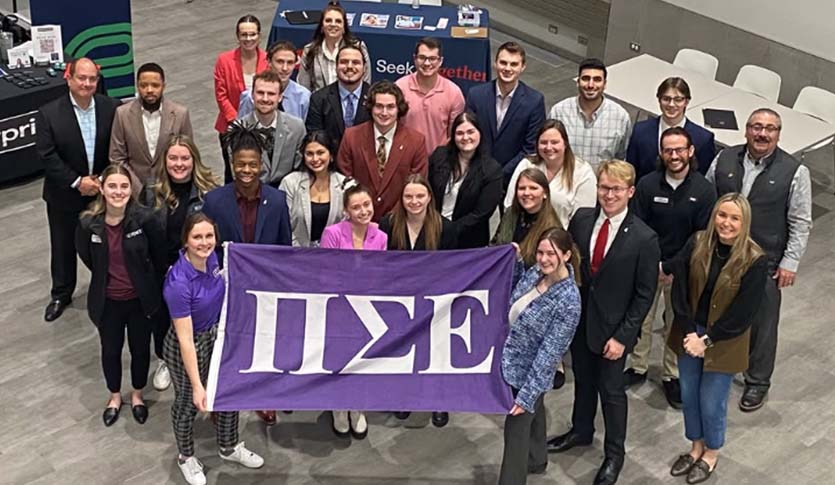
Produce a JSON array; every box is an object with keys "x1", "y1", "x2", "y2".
[{"x1": 269, "y1": 0, "x2": 491, "y2": 95}]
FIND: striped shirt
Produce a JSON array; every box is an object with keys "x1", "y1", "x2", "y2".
[
  {"x1": 70, "y1": 94, "x2": 97, "y2": 174},
  {"x1": 549, "y1": 96, "x2": 632, "y2": 171}
]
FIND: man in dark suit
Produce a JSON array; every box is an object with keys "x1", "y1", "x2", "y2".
[
  {"x1": 305, "y1": 44, "x2": 370, "y2": 151},
  {"x1": 38, "y1": 57, "x2": 120, "y2": 322},
  {"x1": 337, "y1": 80, "x2": 428, "y2": 222},
  {"x1": 464, "y1": 41, "x2": 545, "y2": 187},
  {"x1": 548, "y1": 160, "x2": 660, "y2": 485},
  {"x1": 626, "y1": 77, "x2": 715, "y2": 180}
]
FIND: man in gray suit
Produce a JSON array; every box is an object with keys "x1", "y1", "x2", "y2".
[
  {"x1": 238, "y1": 69, "x2": 305, "y2": 187},
  {"x1": 109, "y1": 63, "x2": 193, "y2": 194}
]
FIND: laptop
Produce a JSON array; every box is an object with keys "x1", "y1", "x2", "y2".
[
  {"x1": 285, "y1": 10, "x2": 321, "y2": 25},
  {"x1": 702, "y1": 108, "x2": 738, "y2": 130}
]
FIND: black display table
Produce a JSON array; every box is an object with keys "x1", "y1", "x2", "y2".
[{"x1": 0, "y1": 66, "x2": 68, "y2": 185}]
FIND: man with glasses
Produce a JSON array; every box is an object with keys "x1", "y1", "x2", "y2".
[
  {"x1": 706, "y1": 108, "x2": 812, "y2": 412},
  {"x1": 550, "y1": 58, "x2": 632, "y2": 172},
  {"x1": 337, "y1": 80, "x2": 428, "y2": 221},
  {"x1": 38, "y1": 57, "x2": 120, "y2": 322},
  {"x1": 625, "y1": 127, "x2": 716, "y2": 409},
  {"x1": 626, "y1": 77, "x2": 715, "y2": 181},
  {"x1": 395, "y1": 37, "x2": 464, "y2": 154},
  {"x1": 549, "y1": 160, "x2": 659, "y2": 485}
]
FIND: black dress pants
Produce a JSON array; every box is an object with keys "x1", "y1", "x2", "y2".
[
  {"x1": 46, "y1": 203, "x2": 81, "y2": 303},
  {"x1": 498, "y1": 391, "x2": 547, "y2": 485},
  {"x1": 744, "y1": 272, "x2": 781, "y2": 390},
  {"x1": 569, "y1": 321, "x2": 628, "y2": 463},
  {"x1": 152, "y1": 302, "x2": 171, "y2": 360},
  {"x1": 219, "y1": 133, "x2": 233, "y2": 184},
  {"x1": 98, "y1": 298, "x2": 152, "y2": 392}
]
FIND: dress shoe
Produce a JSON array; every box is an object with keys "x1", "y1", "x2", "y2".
[
  {"x1": 623, "y1": 368, "x2": 646, "y2": 388},
  {"x1": 553, "y1": 369, "x2": 566, "y2": 389},
  {"x1": 670, "y1": 453, "x2": 697, "y2": 476},
  {"x1": 132, "y1": 404, "x2": 149, "y2": 424},
  {"x1": 431, "y1": 411, "x2": 449, "y2": 428},
  {"x1": 739, "y1": 386, "x2": 767, "y2": 412},
  {"x1": 662, "y1": 378, "x2": 683, "y2": 409},
  {"x1": 44, "y1": 299, "x2": 69, "y2": 322},
  {"x1": 547, "y1": 431, "x2": 592, "y2": 453},
  {"x1": 593, "y1": 457, "x2": 623, "y2": 485},
  {"x1": 102, "y1": 406, "x2": 121, "y2": 427},
  {"x1": 256, "y1": 410, "x2": 276, "y2": 425},
  {"x1": 686, "y1": 458, "x2": 716, "y2": 484},
  {"x1": 393, "y1": 411, "x2": 411, "y2": 419},
  {"x1": 527, "y1": 462, "x2": 547, "y2": 474}
]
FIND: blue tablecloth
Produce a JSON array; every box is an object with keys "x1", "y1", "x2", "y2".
[{"x1": 269, "y1": 0, "x2": 491, "y2": 95}]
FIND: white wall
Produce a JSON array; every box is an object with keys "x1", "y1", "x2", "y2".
[{"x1": 663, "y1": 0, "x2": 835, "y2": 63}]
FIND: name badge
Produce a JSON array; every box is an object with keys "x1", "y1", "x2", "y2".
[
  {"x1": 126, "y1": 228, "x2": 144, "y2": 239},
  {"x1": 653, "y1": 196, "x2": 669, "y2": 204},
  {"x1": 91, "y1": 234, "x2": 102, "y2": 243}
]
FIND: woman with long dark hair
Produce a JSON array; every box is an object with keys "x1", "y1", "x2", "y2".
[
  {"x1": 428, "y1": 110, "x2": 503, "y2": 248},
  {"x1": 279, "y1": 131, "x2": 349, "y2": 247},
  {"x1": 379, "y1": 174, "x2": 456, "y2": 251},
  {"x1": 297, "y1": 2, "x2": 372, "y2": 91},
  {"x1": 499, "y1": 227, "x2": 582, "y2": 485},
  {"x1": 164, "y1": 212, "x2": 265, "y2": 485},
  {"x1": 664, "y1": 193, "x2": 767, "y2": 484},
  {"x1": 76, "y1": 164, "x2": 167, "y2": 427}
]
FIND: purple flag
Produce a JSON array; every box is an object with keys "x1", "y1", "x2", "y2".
[{"x1": 207, "y1": 243, "x2": 515, "y2": 413}]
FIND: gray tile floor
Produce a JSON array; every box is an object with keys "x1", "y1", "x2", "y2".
[{"x1": 1, "y1": 1, "x2": 834, "y2": 484}]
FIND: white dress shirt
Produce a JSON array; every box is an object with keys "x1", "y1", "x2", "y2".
[
  {"x1": 495, "y1": 81, "x2": 518, "y2": 129},
  {"x1": 589, "y1": 207, "x2": 629, "y2": 258},
  {"x1": 141, "y1": 107, "x2": 162, "y2": 159},
  {"x1": 374, "y1": 123, "x2": 396, "y2": 163}
]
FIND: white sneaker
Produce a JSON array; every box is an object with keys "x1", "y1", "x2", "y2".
[
  {"x1": 177, "y1": 456, "x2": 206, "y2": 485},
  {"x1": 153, "y1": 360, "x2": 171, "y2": 391},
  {"x1": 332, "y1": 410, "x2": 350, "y2": 435},
  {"x1": 349, "y1": 411, "x2": 367, "y2": 438},
  {"x1": 219, "y1": 441, "x2": 264, "y2": 469}
]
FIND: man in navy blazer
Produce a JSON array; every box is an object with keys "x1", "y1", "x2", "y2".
[
  {"x1": 626, "y1": 77, "x2": 715, "y2": 180},
  {"x1": 465, "y1": 41, "x2": 545, "y2": 187}
]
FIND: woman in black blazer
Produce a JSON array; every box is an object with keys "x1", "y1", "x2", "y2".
[
  {"x1": 379, "y1": 174, "x2": 456, "y2": 251},
  {"x1": 76, "y1": 164, "x2": 167, "y2": 427},
  {"x1": 428, "y1": 111, "x2": 503, "y2": 249}
]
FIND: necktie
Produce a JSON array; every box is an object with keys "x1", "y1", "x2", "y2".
[
  {"x1": 591, "y1": 218, "x2": 610, "y2": 275},
  {"x1": 344, "y1": 93, "x2": 355, "y2": 128},
  {"x1": 376, "y1": 135, "x2": 387, "y2": 176}
]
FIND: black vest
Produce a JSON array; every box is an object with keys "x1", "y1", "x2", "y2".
[{"x1": 714, "y1": 145, "x2": 799, "y2": 267}]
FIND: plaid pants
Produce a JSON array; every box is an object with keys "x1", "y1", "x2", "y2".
[{"x1": 163, "y1": 325, "x2": 238, "y2": 457}]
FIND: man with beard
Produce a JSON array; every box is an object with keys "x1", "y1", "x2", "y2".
[
  {"x1": 706, "y1": 108, "x2": 812, "y2": 412},
  {"x1": 237, "y1": 69, "x2": 305, "y2": 187},
  {"x1": 305, "y1": 44, "x2": 371, "y2": 151},
  {"x1": 110, "y1": 63, "x2": 193, "y2": 195},
  {"x1": 625, "y1": 127, "x2": 716, "y2": 409},
  {"x1": 267, "y1": 40, "x2": 311, "y2": 120},
  {"x1": 395, "y1": 37, "x2": 465, "y2": 154},
  {"x1": 549, "y1": 58, "x2": 631, "y2": 172}
]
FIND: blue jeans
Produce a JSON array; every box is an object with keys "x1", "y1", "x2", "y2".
[{"x1": 678, "y1": 351, "x2": 733, "y2": 450}]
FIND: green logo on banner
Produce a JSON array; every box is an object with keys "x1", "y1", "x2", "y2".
[{"x1": 65, "y1": 22, "x2": 135, "y2": 98}]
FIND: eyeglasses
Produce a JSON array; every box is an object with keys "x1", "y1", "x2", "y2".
[
  {"x1": 597, "y1": 185, "x2": 629, "y2": 195},
  {"x1": 661, "y1": 147, "x2": 690, "y2": 156},
  {"x1": 746, "y1": 123, "x2": 781, "y2": 134},
  {"x1": 415, "y1": 55, "x2": 440, "y2": 64},
  {"x1": 659, "y1": 95, "x2": 687, "y2": 104}
]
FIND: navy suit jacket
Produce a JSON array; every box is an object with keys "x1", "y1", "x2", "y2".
[
  {"x1": 626, "y1": 117, "x2": 716, "y2": 180},
  {"x1": 465, "y1": 80, "x2": 545, "y2": 180},
  {"x1": 201, "y1": 184, "x2": 292, "y2": 261}
]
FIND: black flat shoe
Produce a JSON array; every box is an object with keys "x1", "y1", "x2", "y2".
[
  {"x1": 663, "y1": 379, "x2": 683, "y2": 410},
  {"x1": 686, "y1": 458, "x2": 717, "y2": 484},
  {"x1": 546, "y1": 431, "x2": 592, "y2": 453},
  {"x1": 393, "y1": 411, "x2": 411, "y2": 420},
  {"x1": 131, "y1": 404, "x2": 148, "y2": 424},
  {"x1": 431, "y1": 411, "x2": 449, "y2": 428},
  {"x1": 670, "y1": 453, "x2": 697, "y2": 476},
  {"x1": 44, "y1": 299, "x2": 70, "y2": 322},
  {"x1": 739, "y1": 386, "x2": 767, "y2": 412},
  {"x1": 102, "y1": 406, "x2": 121, "y2": 427}
]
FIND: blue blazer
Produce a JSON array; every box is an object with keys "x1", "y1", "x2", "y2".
[
  {"x1": 626, "y1": 117, "x2": 716, "y2": 180},
  {"x1": 465, "y1": 81, "x2": 545, "y2": 180},
  {"x1": 201, "y1": 184, "x2": 292, "y2": 257}
]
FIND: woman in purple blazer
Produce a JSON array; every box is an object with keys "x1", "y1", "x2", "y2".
[{"x1": 320, "y1": 184, "x2": 386, "y2": 439}]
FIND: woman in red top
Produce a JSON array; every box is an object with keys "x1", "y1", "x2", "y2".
[{"x1": 214, "y1": 14, "x2": 268, "y2": 183}]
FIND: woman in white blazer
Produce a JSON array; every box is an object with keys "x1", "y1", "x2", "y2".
[{"x1": 279, "y1": 131, "x2": 351, "y2": 247}]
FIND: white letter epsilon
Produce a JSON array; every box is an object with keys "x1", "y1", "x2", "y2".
[
  {"x1": 340, "y1": 295, "x2": 416, "y2": 374},
  {"x1": 419, "y1": 290, "x2": 494, "y2": 374}
]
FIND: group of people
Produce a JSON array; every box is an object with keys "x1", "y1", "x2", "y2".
[{"x1": 35, "y1": 4, "x2": 812, "y2": 485}]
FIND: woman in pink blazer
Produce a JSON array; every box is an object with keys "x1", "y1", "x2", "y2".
[
  {"x1": 214, "y1": 14, "x2": 268, "y2": 183},
  {"x1": 320, "y1": 184, "x2": 385, "y2": 438}
]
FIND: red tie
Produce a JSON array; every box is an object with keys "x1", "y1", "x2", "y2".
[{"x1": 591, "y1": 218, "x2": 610, "y2": 275}]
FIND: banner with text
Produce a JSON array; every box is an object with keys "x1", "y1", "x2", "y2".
[{"x1": 207, "y1": 243, "x2": 515, "y2": 413}]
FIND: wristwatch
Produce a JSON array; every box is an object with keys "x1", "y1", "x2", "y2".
[{"x1": 702, "y1": 335, "x2": 714, "y2": 348}]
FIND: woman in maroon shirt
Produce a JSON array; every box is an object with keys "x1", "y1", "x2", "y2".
[{"x1": 76, "y1": 165, "x2": 167, "y2": 427}]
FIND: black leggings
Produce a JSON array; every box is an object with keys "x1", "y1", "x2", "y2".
[{"x1": 98, "y1": 298, "x2": 152, "y2": 393}]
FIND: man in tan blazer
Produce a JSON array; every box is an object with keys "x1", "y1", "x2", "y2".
[{"x1": 109, "y1": 63, "x2": 193, "y2": 194}]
